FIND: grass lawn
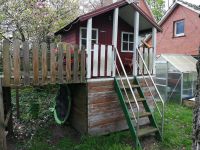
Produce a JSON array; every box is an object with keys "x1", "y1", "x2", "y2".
[{"x1": 16, "y1": 102, "x2": 192, "y2": 150}]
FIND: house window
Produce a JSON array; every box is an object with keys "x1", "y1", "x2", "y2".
[
  {"x1": 80, "y1": 27, "x2": 98, "y2": 48},
  {"x1": 121, "y1": 32, "x2": 134, "y2": 52},
  {"x1": 174, "y1": 20, "x2": 185, "y2": 37}
]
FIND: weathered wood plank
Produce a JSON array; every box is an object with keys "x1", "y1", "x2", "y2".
[
  {"x1": 13, "y1": 40, "x2": 21, "y2": 86},
  {"x1": 63, "y1": 43, "x2": 67, "y2": 81},
  {"x1": 93, "y1": 44, "x2": 98, "y2": 77},
  {"x1": 66, "y1": 44, "x2": 71, "y2": 81},
  {"x1": 87, "y1": 80, "x2": 114, "y2": 89},
  {"x1": 88, "y1": 119, "x2": 127, "y2": 136},
  {"x1": 69, "y1": 84, "x2": 87, "y2": 134},
  {"x1": 58, "y1": 43, "x2": 63, "y2": 83},
  {"x1": 2, "y1": 40, "x2": 10, "y2": 87},
  {"x1": 32, "y1": 42, "x2": 39, "y2": 85},
  {"x1": 88, "y1": 113, "x2": 125, "y2": 128},
  {"x1": 107, "y1": 45, "x2": 113, "y2": 76},
  {"x1": 41, "y1": 43, "x2": 47, "y2": 84},
  {"x1": 0, "y1": 79, "x2": 7, "y2": 150},
  {"x1": 80, "y1": 49, "x2": 86, "y2": 82},
  {"x1": 73, "y1": 45, "x2": 79, "y2": 82},
  {"x1": 100, "y1": 45, "x2": 106, "y2": 76},
  {"x1": 23, "y1": 41, "x2": 30, "y2": 85},
  {"x1": 88, "y1": 91, "x2": 118, "y2": 104},
  {"x1": 50, "y1": 43, "x2": 56, "y2": 83}
]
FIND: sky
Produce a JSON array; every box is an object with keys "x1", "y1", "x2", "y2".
[{"x1": 165, "y1": 0, "x2": 200, "y2": 10}]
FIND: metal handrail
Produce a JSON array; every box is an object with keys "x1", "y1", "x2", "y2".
[
  {"x1": 136, "y1": 47, "x2": 164, "y2": 136},
  {"x1": 114, "y1": 47, "x2": 140, "y2": 134},
  {"x1": 115, "y1": 65, "x2": 137, "y2": 122},
  {"x1": 136, "y1": 61, "x2": 162, "y2": 116}
]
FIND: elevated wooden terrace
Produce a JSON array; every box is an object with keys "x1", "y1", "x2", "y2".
[{"x1": 0, "y1": 39, "x2": 86, "y2": 87}]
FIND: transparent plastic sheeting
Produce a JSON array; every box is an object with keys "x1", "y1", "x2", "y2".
[{"x1": 155, "y1": 54, "x2": 197, "y2": 103}]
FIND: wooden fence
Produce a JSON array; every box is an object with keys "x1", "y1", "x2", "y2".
[{"x1": 0, "y1": 39, "x2": 86, "y2": 87}]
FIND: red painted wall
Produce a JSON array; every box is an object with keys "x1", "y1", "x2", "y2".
[
  {"x1": 153, "y1": 5, "x2": 200, "y2": 55},
  {"x1": 64, "y1": 11, "x2": 135, "y2": 60},
  {"x1": 61, "y1": 25, "x2": 78, "y2": 44}
]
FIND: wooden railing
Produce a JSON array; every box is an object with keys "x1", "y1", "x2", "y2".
[
  {"x1": 91, "y1": 44, "x2": 114, "y2": 77},
  {"x1": 137, "y1": 45, "x2": 154, "y2": 76},
  {"x1": 0, "y1": 39, "x2": 86, "y2": 87}
]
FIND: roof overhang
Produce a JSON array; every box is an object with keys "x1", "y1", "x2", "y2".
[{"x1": 55, "y1": 0, "x2": 162, "y2": 35}]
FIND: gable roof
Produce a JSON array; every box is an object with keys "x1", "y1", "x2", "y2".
[
  {"x1": 55, "y1": 0, "x2": 162, "y2": 35},
  {"x1": 139, "y1": 0, "x2": 155, "y2": 21},
  {"x1": 159, "y1": 0, "x2": 200, "y2": 25}
]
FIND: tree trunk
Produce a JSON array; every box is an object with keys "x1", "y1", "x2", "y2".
[{"x1": 192, "y1": 48, "x2": 200, "y2": 150}]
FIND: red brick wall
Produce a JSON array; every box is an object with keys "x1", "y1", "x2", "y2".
[{"x1": 155, "y1": 5, "x2": 200, "y2": 55}]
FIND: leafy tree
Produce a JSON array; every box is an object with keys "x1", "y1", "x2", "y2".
[
  {"x1": 80, "y1": 0, "x2": 104, "y2": 13},
  {"x1": 146, "y1": 0, "x2": 165, "y2": 21},
  {"x1": 0, "y1": 0, "x2": 79, "y2": 42}
]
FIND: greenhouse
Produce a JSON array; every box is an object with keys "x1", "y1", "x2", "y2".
[{"x1": 155, "y1": 54, "x2": 197, "y2": 104}]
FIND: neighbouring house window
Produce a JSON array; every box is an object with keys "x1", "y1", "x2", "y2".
[
  {"x1": 174, "y1": 20, "x2": 185, "y2": 37},
  {"x1": 80, "y1": 27, "x2": 98, "y2": 48},
  {"x1": 121, "y1": 32, "x2": 134, "y2": 52}
]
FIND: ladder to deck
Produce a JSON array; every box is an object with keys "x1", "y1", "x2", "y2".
[{"x1": 113, "y1": 47, "x2": 164, "y2": 149}]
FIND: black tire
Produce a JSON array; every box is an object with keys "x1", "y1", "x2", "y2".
[{"x1": 54, "y1": 85, "x2": 71, "y2": 124}]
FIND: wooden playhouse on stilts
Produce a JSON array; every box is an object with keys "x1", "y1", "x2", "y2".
[{"x1": 0, "y1": 0, "x2": 165, "y2": 149}]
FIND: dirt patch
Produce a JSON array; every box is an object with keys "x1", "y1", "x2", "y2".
[
  {"x1": 141, "y1": 135, "x2": 158, "y2": 150},
  {"x1": 49, "y1": 123, "x2": 81, "y2": 145}
]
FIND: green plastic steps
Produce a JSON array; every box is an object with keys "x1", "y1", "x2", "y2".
[
  {"x1": 125, "y1": 98, "x2": 146, "y2": 103},
  {"x1": 129, "y1": 111, "x2": 152, "y2": 119},
  {"x1": 138, "y1": 127, "x2": 159, "y2": 137},
  {"x1": 114, "y1": 77, "x2": 162, "y2": 150},
  {"x1": 120, "y1": 84, "x2": 140, "y2": 89}
]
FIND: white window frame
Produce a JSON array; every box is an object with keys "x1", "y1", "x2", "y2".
[
  {"x1": 79, "y1": 27, "x2": 99, "y2": 49},
  {"x1": 174, "y1": 20, "x2": 185, "y2": 37},
  {"x1": 121, "y1": 31, "x2": 134, "y2": 52}
]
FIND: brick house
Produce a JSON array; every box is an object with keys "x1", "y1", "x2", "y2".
[{"x1": 148, "y1": 0, "x2": 200, "y2": 56}]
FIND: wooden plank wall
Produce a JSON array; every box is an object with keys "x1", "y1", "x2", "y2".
[
  {"x1": 0, "y1": 39, "x2": 86, "y2": 87},
  {"x1": 69, "y1": 84, "x2": 88, "y2": 134},
  {"x1": 87, "y1": 80, "x2": 127, "y2": 136}
]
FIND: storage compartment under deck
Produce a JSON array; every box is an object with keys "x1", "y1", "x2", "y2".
[{"x1": 69, "y1": 79, "x2": 151, "y2": 136}]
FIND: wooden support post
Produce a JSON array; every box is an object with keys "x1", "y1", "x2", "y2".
[
  {"x1": 0, "y1": 79, "x2": 7, "y2": 150},
  {"x1": 3, "y1": 87, "x2": 13, "y2": 137},
  {"x1": 16, "y1": 88, "x2": 20, "y2": 119},
  {"x1": 86, "y1": 18, "x2": 92, "y2": 79},
  {"x1": 58, "y1": 43, "x2": 64, "y2": 84},
  {"x1": 23, "y1": 41, "x2": 30, "y2": 85},
  {"x1": 133, "y1": 11, "x2": 139, "y2": 76},
  {"x1": 2, "y1": 40, "x2": 10, "y2": 87},
  {"x1": 112, "y1": 7, "x2": 119, "y2": 77},
  {"x1": 41, "y1": 43, "x2": 48, "y2": 84},
  {"x1": 152, "y1": 27, "x2": 157, "y2": 75}
]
